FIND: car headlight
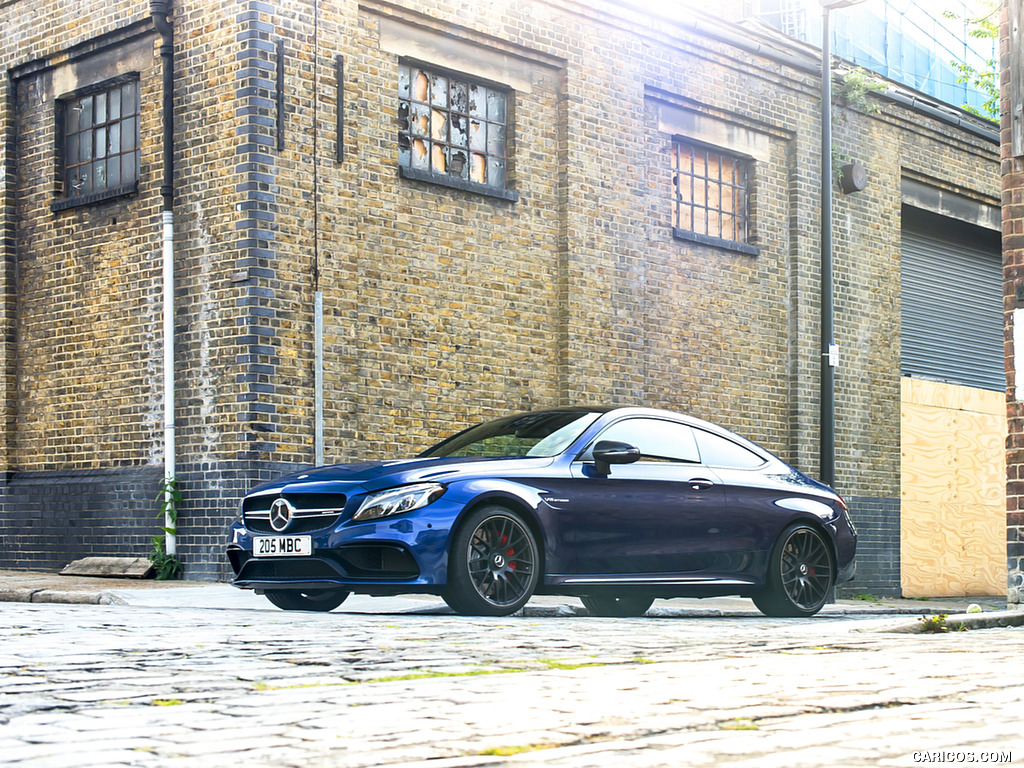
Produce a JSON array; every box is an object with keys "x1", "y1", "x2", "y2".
[{"x1": 352, "y1": 483, "x2": 446, "y2": 522}]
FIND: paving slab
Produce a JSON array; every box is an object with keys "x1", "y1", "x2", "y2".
[{"x1": 2, "y1": 570, "x2": 1022, "y2": 766}]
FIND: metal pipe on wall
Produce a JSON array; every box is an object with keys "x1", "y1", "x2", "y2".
[
  {"x1": 152, "y1": 0, "x2": 176, "y2": 554},
  {"x1": 312, "y1": 0, "x2": 325, "y2": 467},
  {"x1": 315, "y1": 291, "x2": 324, "y2": 467},
  {"x1": 820, "y1": 4, "x2": 836, "y2": 490},
  {"x1": 818, "y1": 0, "x2": 867, "y2": 490}
]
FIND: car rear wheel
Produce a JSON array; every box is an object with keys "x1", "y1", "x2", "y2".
[
  {"x1": 753, "y1": 524, "x2": 834, "y2": 617},
  {"x1": 443, "y1": 506, "x2": 540, "y2": 616},
  {"x1": 264, "y1": 589, "x2": 350, "y2": 612},
  {"x1": 580, "y1": 595, "x2": 654, "y2": 617}
]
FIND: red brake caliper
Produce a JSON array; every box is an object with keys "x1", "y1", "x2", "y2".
[{"x1": 501, "y1": 534, "x2": 516, "y2": 570}]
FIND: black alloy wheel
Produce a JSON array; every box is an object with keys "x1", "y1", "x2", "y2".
[
  {"x1": 753, "y1": 523, "x2": 835, "y2": 617},
  {"x1": 264, "y1": 589, "x2": 350, "y2": 612},
  {"x1": 443, "y1": 506, "x2": 540, "y2": 616},
  {"x1": 580, "y1": 595, "x2": 654, "y2": 617}
]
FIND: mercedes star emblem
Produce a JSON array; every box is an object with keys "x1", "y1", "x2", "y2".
[{"x1": 269, "y1": 498, "x2": 294, "y2": 532}]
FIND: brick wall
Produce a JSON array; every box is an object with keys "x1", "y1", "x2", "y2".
[
  {"x1": 0, "y1": 0, "x2": 1001, "y2": 588},
  {"x1": 9, "y1": 26, "x2": 164, "y2": 472}
]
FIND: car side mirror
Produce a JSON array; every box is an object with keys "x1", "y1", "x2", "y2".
[{"x1": 592, "y1": 440, "x2": 641, "y2": 476}]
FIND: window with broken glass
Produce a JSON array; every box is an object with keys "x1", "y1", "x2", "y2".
[
  {"x1": 398, "y1": 63, "x2": 516, "y2": 201},
  {"x1": 671, "y1": 140, "x2": 758, "y2": 256},
  {"x1": 56, "y1": 76, "x2": 140, "y2": 209}
]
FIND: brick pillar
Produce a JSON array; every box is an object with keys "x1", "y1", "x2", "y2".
[{"x1": 1001, "y1": 0, "x2": 1024, "y2": 609}]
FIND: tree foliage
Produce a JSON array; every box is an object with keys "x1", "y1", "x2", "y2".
[{"x1": 944, "y1": 1, "x2": 999, "y2": 121}]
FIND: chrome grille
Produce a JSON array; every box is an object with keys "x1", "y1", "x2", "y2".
[{"x1": 243, "y1": 492, "x2": 347, "y2": 534}]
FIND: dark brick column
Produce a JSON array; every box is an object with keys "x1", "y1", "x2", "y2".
[{"x1": 1000, "y1": 0, "x2": 1024, "y2": 609}]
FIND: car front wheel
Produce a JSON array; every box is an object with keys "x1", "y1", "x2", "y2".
[
  {"x1": 264, "y1": 589, "x2": 350, "y2": 612},
  {"x1": 580, "y1": 595, "x2": 654, "y2": 617},
  {"x1": 444, "y1": 506, "x2": 540, "y2": 616},
  {"x1": 753, "y1": 524, "x2": 834, "y2": 617}
]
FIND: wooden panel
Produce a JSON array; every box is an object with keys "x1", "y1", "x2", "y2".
[
  {"x1": 901, "y1": 406, "x2": 1005, "y2": 505},
  {"x1": 901, "y1": 502, "x2": 1007, "y2": 597},
  {"x1": 902, "y1": 377, "x2": 1004, "y2": 415},
  {"x1": 900, "y1": 378, "x2": 1006, "y2": 597}
]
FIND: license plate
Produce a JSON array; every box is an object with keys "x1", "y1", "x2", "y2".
[{"x1": 253, "y1": 536, "x2": 312, "y2": 558}]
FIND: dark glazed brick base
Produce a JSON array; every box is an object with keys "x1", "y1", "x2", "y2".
[
  {"x1": 0, "y1": 467, "x2": 164, "y2": 572},
  {"x1": 0, "y1": 462, "x2": 302, "y2": 580},
  {"x1": 836, "y1": 496, "x2": 901, "y2": 598}
]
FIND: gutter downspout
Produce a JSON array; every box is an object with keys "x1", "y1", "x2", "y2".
[
  {"x1": 152, "y1": 0, "x2": 176, "y2": 556},
  {"x1": 313, "y1": 0, "x2": 324, "y2": 467},
  {"x1": 819, "y1": 6, "x2": 836, "y2": 489}
]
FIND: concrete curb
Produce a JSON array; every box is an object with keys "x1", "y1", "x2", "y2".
[
  {"x1": 880, "y1": 610, "x2": 1024, "y2": 634},
  {"x1": 645, "y1": 605, "x2": 942, "y2": 618},
  {"x1": 0, "y1": 575, "x2": 1010, "y2": 619},
  {"x1": 0, "y1": 587, "x2": 128, "y2": 605},
  {"x1": 482, "y1": 604, "x2": 951, "y2": 619}
]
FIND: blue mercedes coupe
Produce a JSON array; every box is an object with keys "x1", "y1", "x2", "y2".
[{"x1": 227, "y1": 407, "x2": 857, "y2": 617}]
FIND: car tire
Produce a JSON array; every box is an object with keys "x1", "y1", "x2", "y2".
[
  {"x1": 580, "y1": 595, "x2": 654, "y2": 617},
  {"x1": 752, "y1": 523, "x2": 834, "y2": 618},
  {"x1": 443, "y1": 505, "x2": 540, "y2": 616},
  {"x1": 264, "y1": 589, "x2": 350, "y2": 612}
]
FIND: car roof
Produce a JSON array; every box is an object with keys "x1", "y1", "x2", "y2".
[
  {"x1": 510, "y1": 405, "x2": 732, "y2": 434},
  {"x1": 519, "y1": 406, "x2": 773, "y2": 456}
]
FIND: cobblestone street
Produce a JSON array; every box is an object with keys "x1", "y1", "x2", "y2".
[{"x1": 1, "y1": 594, "x2": 1021, "y2": 767}]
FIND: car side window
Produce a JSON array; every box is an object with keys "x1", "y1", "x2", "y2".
[
  {"x1": 588, "y1": 418, "x2": 700, "y2": 463},
  {"x1": 693, "y1": 428, "x2": 766, "y2": 469}
]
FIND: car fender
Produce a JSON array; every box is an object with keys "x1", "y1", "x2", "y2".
[{"x1": 442, "y1": 479, "x2": 554, "y2": 568}]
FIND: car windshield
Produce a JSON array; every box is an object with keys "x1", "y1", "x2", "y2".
[{"x1": 421, "y1": 411, "x2": 603, "y2": 459}]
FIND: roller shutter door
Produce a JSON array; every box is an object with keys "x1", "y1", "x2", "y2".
[{"x1": 900, "y1": 208, "x2": 1003, "y2": 392}]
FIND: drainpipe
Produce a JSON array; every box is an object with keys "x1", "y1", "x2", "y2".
[
  {"x1": 819, "y1": 3, "x2": 836, "y2": 490},
  {"x1": 313, "y1": 0, "x2": 324, "y2": 467},
  {"x1": 315, "y1": 291, "x2": 324, "y2": 467},
  {"x1": 152, "y1": 0, "x2": 176, "y2": 556}
]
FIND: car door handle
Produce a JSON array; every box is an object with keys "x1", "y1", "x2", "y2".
[{"x1": 688, "y1": 478, "x2": 715, "y2": 491}]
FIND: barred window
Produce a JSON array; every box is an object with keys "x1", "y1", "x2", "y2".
[
  {"x1": 58, "y1": 76, "x2": 140, "y2": 207},
  {"x1": 671, "y1": 140, "x2": 756, "y2": 255},
  {"x1": 398, "y1": 63, "x2": 515, "y2": 200}
]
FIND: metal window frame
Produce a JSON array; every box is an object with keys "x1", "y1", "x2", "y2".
[
  {"x1": 53, "y1": 73, "x2": 141, "y2": 210},
  {"x1": 397, "y1": 59, "x2": 516, "y2": 200}
]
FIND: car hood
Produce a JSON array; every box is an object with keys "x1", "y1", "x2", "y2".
[{"x1": 246, "y1": 455, "x2": 555, "y2": 496}]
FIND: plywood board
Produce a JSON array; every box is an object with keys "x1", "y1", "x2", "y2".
[
  {"x1": 901, "y1": 501, "x2": 1006, "y2": 597},
  {"x1": 902, "y1": 377, "x2": 1004, "y2": 415},
  {"x1": 900, "y1": 378, "x2": 1006, "y2": 597}
]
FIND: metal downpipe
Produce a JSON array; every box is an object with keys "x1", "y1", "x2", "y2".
[
  {"x1": 315, "y1": 291, "x2": 324, "y2": 467},
  {"x1": 820, "y1": 6, "x2": 836, "y2": 489},
  {"x1": 152, "y1": 0, "x2": 176, "y2": 555}
]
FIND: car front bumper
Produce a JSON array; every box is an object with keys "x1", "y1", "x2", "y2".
[{"x1": 227, "y1": 502, "x2": 459, "y2": 594}]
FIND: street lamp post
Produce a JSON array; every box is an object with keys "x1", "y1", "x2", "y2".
[{"x1": 819, "y1": 0, "x2": 863, "y2": 489}]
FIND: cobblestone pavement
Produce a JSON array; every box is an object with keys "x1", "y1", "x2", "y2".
[{"x1": 0, "y1": 597, "x2": 1021, "y2": 768}]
